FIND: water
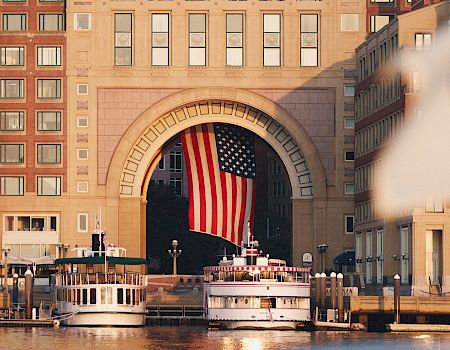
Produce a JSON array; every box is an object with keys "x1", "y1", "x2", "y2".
[{"x1": 1, "y1": 327, "x2": 450, "y2": 350}]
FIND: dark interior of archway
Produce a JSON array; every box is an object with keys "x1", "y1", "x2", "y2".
[{"x1": 146, "y1": 128, "x2": 292, "y2": 274}]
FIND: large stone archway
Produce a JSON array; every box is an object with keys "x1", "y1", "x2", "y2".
[{"x1": 105, "y1": 88, "x2": 328, "y2": 265}]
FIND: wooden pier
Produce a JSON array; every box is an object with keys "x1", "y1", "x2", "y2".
[{"x1": 0, "y1": 319, "x2": 59, "y2": 327}]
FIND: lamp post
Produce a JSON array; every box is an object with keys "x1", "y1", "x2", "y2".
[
  {"x1": 2, "y1": 247, "x2": 10, "y2": 309},
  {"x1": 168, "y1": 240, "x2": 182, "y2": 275},
  {"x1": 317, "y1": 244, "x2": 328, "y2": 272}
]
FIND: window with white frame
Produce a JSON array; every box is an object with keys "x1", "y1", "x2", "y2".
[
  {"x1": 38, "y1": 14, "x2": 64, "y2": 31},
  {"x1": 400, "y1": 226, "x2": 409, "y2": 284},
  {"x1": 78, "y1": 213, "x2": 88, "y2": 232},
  {"x1": 77, "y1": 84, "x2": 88, "y2": 95},
  {"x1": 152, "y1": 13, "x2": 169, "y2": 66},
  {"x1": 300, "y1": 14, "x2": 318, "y2": 67},
  {"x1": 37, "y1": 111, "x2": 61, "y2": 131},
  {"x1": 344, "y1": 118, "x2": 355, "y2": 129},
  {"x1": 170, "y1": 151, "x2": 182, "y2": 172},
  {"x1": 344, "y1": 151, "x2": 355, "y2": 161},
  {"x1": 189, "y1": 14, "x2": 206, "y2": 66},
  {"x1": 370, "y1": 15, "x2": 393, "y2": 33},
  {"x1": 0, "y1": 144, "x2": 24, "y2": 163},
  {"x1": 263, "y1": 14, "x2": 281, "y2": 67},
  {"x1": 37, "y1": 144, "x2": 61, "y2": 164},
  {"x1": 0, "y1": 176, "x2": 24, "y2": 196},
  {"x1": 0, "y1": 47, "x2": 24, "y2": 66},
  {"x1": 77, "y1": 181, "x2": 89, "y2": 193},
  {"x1": 344, "y1": 85, "x2": 355, "y2": 96},
  {"x1": 365, "y1": 231, "x2": 373, "y2": 284},
  {"x1": 0, "y1": 111, "x2": 24, "y2": 131},
  {"x1": 376, "y1": 228, "x2": 384, "y2": 284},
  {"x1": 345, "y1": 182, "x2": 355, "y2": 194},
  {"x1": 74, "y1": 13, "x2": 91, "y2": 31},
  {"x1": 37, "y1": 79, "x2": 61, "y2": 99},
  {"x1": 341, "y1": 14, "x2": 359, "y2": 32},
  {"x1": 415, "y1": 33, "x2": 431, "y2": 51},
  {"x1": 345, "y1": 215, "x2": 354, "y2": 234},
  {"x1": 77, "y1": 148, "x2": 88, "y2": 160},
  {"x1": 2, "y1": 14, "x2": 26, "y2": 31},
  {"x1": 37, "y1": 176, "x2": 61, "y2": 196},
  {"x1": 226, "y1": 13, "x2": 243, "y2": 67},
  {"x1": 77, "y1": 116, "x2": 88, "y2": 128},
  {"x1": 114, "y1": 13, "x2": 132, "y2": 66},
  {"x1": 1, "y1": 79, "x2": 24, "y2": 99},
  {"x1": 37, "y1": 46, "x2": 61, "y2": 66}
]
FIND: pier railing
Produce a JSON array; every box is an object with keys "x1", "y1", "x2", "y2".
[
  {"x1": 57, "y1": 273, "x2": 145, "y2": 287},
  {"x1": 146, "y1": 305, "x2": 204, "y2": 319}
]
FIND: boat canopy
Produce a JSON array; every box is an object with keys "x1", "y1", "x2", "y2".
[{"x1": 55, "y1": 256, "x2": 147, "y2": 266}]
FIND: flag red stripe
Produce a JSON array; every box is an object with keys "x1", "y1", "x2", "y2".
[
  {"x1": 220, "y1": 171, "x2": 228, "y2": 240},
  {"x1": 237, "y1": 177, "x2": 247, "y2": 246},
  {"x1": 202, "y1": 124, "x2": 218, "y2": 235},
  {"x1": 181, "y1": 130, "x2": 195, "y2": 230},
  {"x1": 230, "y1": 174, "x2": 237, "y2": 244},
  {"x1": 249, "y1": 178, "x2": 256, "y2": 241},
  {"x1": 190, "y1": 128, "x2": 207, "y2": 232}
]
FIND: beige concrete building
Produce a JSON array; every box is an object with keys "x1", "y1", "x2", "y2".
[
  {"x1": 1, "y1": 0, "x2": 367, "y2": 273},
  {"x1": 355, "y1": 1, "x2": 450, "y2": 295}
]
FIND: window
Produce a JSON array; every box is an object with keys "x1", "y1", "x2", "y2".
[
  {"x1": 0, "y1": 176, "x2": 24, "y2": 196},
  {"x1": 78, "y1": 213, "x2": 88, "y2": 232},
  {"x1": 77, "y1": 148, "x2": 88, "y2": 160},
  {"x1": 170, "y1": 151, "x2": 182, "y2": 172},
  {"x1": 37, "y1": 144, "x2": 61, "y2": 164},
  {"x1": 415, "y1": 33, "x2": 431, "y2": 51},
  {"x1": 77, "y1": 181, "x2": 89, "y2": 193},
  {"x1": 344, "y1": 183, "x2": 355, "y2": 194},
  {"x1": 1, "y1": 112, "x2": 24, "y2": 131},
  {"x1": 376, "y1": 229, "x2": 383, "y2": 284},
  {"x1": 115, "y1": 13, "x2": 132, "y2": 66},
  {"x1": 344, "y1": 85, "x2": 355, "y2": 97},
  {"x1": 263, "y1": 14, "x2": 281, "y2": 67},
  {"x1": 341, "y1": 14, "x2": 358, "y2": 32},
  {"x1": 226, "y1": 14, "x2": 243, "y2": 67},
  {"x1": 300, "y1": 14, "x2": 318, "y2": 67},
  {"x1": 37, "y1": 176, "x2": 61, "y2": 196},
  {"x1": 37, "y1": 79, "x2": 61, "y2": 99},
  {"x1": 370, "y1": 15, "x2": 393, "y2": 32},
  {"x1": 38, "y1": 14, "x2": 64, "y2": 31},
  {"x1": 77, "y1": 84, "x2": 88, "y2": 95},
  {"x1": 152, "y1": 13, "x2": 169, "y2": 66},
  {"x1": 1, "y1": 47, "x2": 24, "y2": 66},
  {"x1": 345, "y1": 215, "x2": 354, "y2": 234},
  {"x1": 74, "y1": 13, "x2": 91, "y2": 31},
  {"x1": 170, "y1": 177, "x2": 182, "y2": 196},
  {"x1": 2, "y1": 14, "x2": 26, "y2": 31},
  {"x1": 158, "y1": 155, "x2": 165, "y2": 170},
  {"x1": 370, "y1": 0, "x2": 393, "y2": 2},
  {"x1": 0, "y1": 144, "x2": 24, "y2": 163},
  {"x1": 400, "y1": 226, "x2": 409, "y2": 284},
  {"x1": 37, "y1": 111, "x2": 61, "y2": 131},
  {"x1": 344, "y1": 118, "x2": 355, "y2": 129},
  {"x1": 344, "y1": 151, "x2": 355, "y2": 161},
  {"x1": 77, "y1": 116, "x2": 88, "y2": 128},
  {"x1": 1, "y1": 79, "x2": 24, "y2": 99},
  {"x1": 365, "y1": 231, "x2": 373, "y2": 284},
  {"x1": 189, "y1": 14, "x2": 206, "y2": 66},
  {"x1": 37, "y1": 47, "x2": 61, "y2": 66}
]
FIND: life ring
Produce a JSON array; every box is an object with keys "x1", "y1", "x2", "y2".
[{"x1": 53, "y1": 320, "x2": 60, "y2": 327}]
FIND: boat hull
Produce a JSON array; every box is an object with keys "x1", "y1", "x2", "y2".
[
  {"x1": 210, "y1": 320, "x2": 305, "y2": 330},
  {"x1": 59, "y1": 311, "x2": 146, "y2": 327}
]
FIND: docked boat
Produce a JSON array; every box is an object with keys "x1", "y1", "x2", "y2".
[
  {"x1": 53, "y1": 233, "x2": 147, "y2": 326},
  {"x1": 203, "y1": 243, "x2": 311, "y2": 330}
]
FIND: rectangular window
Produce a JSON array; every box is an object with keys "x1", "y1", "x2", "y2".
[
  {"x1": 77, "y1": 148, "x2": 88, "y2": 160},
  {"x1": 152, "y1": 13, "x2": 169, "y2": 66},
  {"x1": 77, "y1": 181, "x2": 89, "y2": 193},
  {"x1": 345, "y1": 182, "x2": 355, "y2": 194},
  {"x1": 1, "y1": 79, "x2": 24, "y2": 99},
  {"x1": 77, "y1": 84, "x2": 88, "y2": 95},
  {"x1": 38, "y1": 14, "x2": 64, "y2": 31},
  {"x1": 158, "y1": 155, "x2": 165, "y2": 170},
  {"x1": 2, "y1": 14, "x2": 26, "y2": 31},
  {"x1": 370, "y1": 15, "x2": 393, "y2": 33},
  {"x1": 366, "y1": 231, "x2": 373, "y2": 284},
  {"x1": 345, "y1": 215, "x2": 354, "y2": 234},
  {"x1": 189, "y1": 14, "x2": 206, "y2": 66},
  {"x1": 77, "y1": 116, "x2": 89, "y2": 128},
  {"x1": 0, "y1": 144, "x2": 24, "y2": 163},
  {"x1": 344, "y1": 151, "x2": 355, "y2": 161},
  {"x1": 0, "y1": 47, "x2": 24, "y2": 66},
  {"x1": 400, "y1": 226, "x2": 409, "y2": 284},
  {"x1": 37, "y1": 111, "x2": 61, "y2": 131},
  {"x1": 344, "y1": 118, "x2": 355, "y2": 129},
  {"x1": 74, "y1": 13, "x2": 91, "y2": 31},
  {"x1": 37, "y1": 144, "x2": 61, "y2": 164},
  {"x1": 170, "y1": 177, "x2": 182, "y2": 196},
  {"x1": 37, "y1": 47, "x2": 61, "y2": 66},
  {"x1": 78, "y1": 213, "x2": 88, "y2": 232},
  {"x1": 37, "y1": 176, "x2": 61, "y2": 196},
  {"x1": 37, "y1": 79, "x2": 61, "y2": 99},
  {"x1": 226, "y1": 13, "x2": 243, "y2": 67},
  {"x1": 0, "y1": 176, "x2": 24, "y2": 196},
  {"x1": 300, "y1": 14, "x2": 318, "y2": 67},
  {"x1": 341, "y1": 14, "x2": 358, "y2": 32},
  {"x1": 376, "y1": 229, "x2": 384, "y2": 284},
  {"x1": 415, "y1": 33, "x2": 432, "y2": 51},
  {"x1": 263, "y1": 14, "x2": 281, "y2": 67},
  {"x1": 170, "y1": 151, "x2": 182, "y2": 172},
  {"x1": 344, "y1": 85, "x2": 355, "y2": 96},
  {"x1": 115, "y1": 13, "x2": 132, "y2": 66},
  {"x1": 0, "y1": 112, "x2": 24, "y2": 131}
]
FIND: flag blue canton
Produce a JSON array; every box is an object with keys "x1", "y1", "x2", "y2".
[{"x1": 214, "y1": 123, "x2": 256, "y2": 179}]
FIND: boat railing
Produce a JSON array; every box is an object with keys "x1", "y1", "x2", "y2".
[{"x1": 57, "y1": 272, "x2": 145, "y2": 287}]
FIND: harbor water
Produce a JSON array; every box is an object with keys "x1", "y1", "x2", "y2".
[{"x1": 0, "y1": 326, "x2": 450, "y2": 350}]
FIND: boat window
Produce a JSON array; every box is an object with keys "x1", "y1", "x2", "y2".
[
  {"x1": 134, "y1": 289, "x2": 139, "y2": 305},
  {"x1": 126, "y1": 289, "x2": 131, "y2": 305},
  {"x1": 117, "y1": 288, "x2": 124, "y2": 304},
  {"x1": 90, "y1": 288, "x2": 96, "y2": 304},
  {"x1": 107, "y1": 287, "x2": 113, "y2": 304},
  {"x1": 77, "y1": 289, "x2": 81, "y2": 305},
  {"x1": 82, "y1": 288, "x2": 88, "y2": 305},
  {"x1": 100, "y1": 287, "x2": 106, "y2": 304},
  {"x1": 67, "y1": 289, "x2": 71, "y2": 302}
]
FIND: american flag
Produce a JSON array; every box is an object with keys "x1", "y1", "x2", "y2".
[{"x1": 181, "y1": 123, "x2": 256, "y2": 246}]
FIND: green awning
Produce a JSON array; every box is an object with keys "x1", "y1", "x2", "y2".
[{"x1": 55, "y1": 256, "x2": 147, "y2": 266}]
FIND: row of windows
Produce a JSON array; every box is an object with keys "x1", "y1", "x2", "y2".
[
  {"x1": 2, "y1": 0, "x2": 63, "y2": 2},
  {"x1": 0, "y1": 176, "x2": 61, "y2": 196},
  {"x1": 149, "y1": 178, "x2": 183, "y2": 196},
  {"x1": 56, "y1": 287, "x2": 144, "y2": 305},
  {"x1": 0, "y1": 144, "x2": 89, "y2": 164},
  {"x1": 0, "y1": 111, "x2": 79, "y2": 132},
  {"x1": 1, "y1": 46, "x2": 62, "y2": 66},
  {"x1": 355, "y1": 110, "x2": 404, "y2": 158},
  {"x1": 1, "y1": 13, "x2": 64, "y2": 32},
  {"x1": 0, "y1": 78, "x2": 62, "y2": 99},
  {"x1": 355, "y1": 160, "x2": 381, "y2": 194}
]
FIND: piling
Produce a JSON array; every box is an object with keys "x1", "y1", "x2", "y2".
[
  {"x1": 337, "y1": 273, "x2": 344, "y2": 323},
  {"x1": 320, "y1": 272, "x2": 326, "y2": 310},
  {"x1": 394, "y1": 274, "x2": 401, "y2": 324},
  {"x1": 12, "y1": 273, "x2": 18, "y2": 307},
  {"x1": 314, "y1": 273, "x2": 320, "y2": 320},
  {"x1": 25, "y1": 270, "x2": 33, "y2": 320},
  {"x1": 330, "y1": 272, "x2": 337, "y2": 310}
]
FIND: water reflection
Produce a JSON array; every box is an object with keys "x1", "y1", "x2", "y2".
[{"x1": 1, "y1": 327, "x2": 450, "y2": 350}]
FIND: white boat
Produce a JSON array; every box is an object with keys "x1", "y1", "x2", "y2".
[
  {"x1": 53, "y1": 235, "x2": 147, "y2": 326},
  {"x1": 203, "y1": 244, "x2": 311, "y2": 330}
]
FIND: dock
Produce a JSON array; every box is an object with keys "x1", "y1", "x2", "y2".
[{"x1": 0, "y1": 319, "x2": 59, "y2": 327}]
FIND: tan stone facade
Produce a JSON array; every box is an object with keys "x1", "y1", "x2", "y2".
[{"x1": 1, "y1": 0, "x2": 366, "y2": 272}]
